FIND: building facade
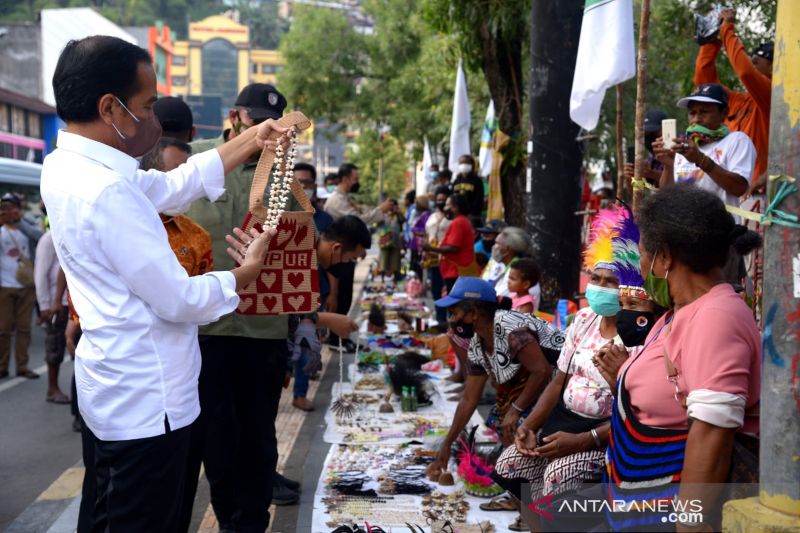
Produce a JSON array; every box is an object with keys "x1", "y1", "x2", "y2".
[{"x1": 171, "y1": 14, "x2": 285, "y2": 137}]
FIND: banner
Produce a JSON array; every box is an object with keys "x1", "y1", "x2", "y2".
[
  {"x1": 448, "y1": 59, "x2": 471, "y2": 171},
  {"x1": 478, "y1": 100, "x2": 496, "y2": 177},
  {"x1": 569, "y1": 0, "x2": 635, "y2": 131}
]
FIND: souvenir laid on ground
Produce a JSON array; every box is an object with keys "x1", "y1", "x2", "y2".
[
  {"x1": 421, "y1": 491, "x2": 470, "y2": 523},
  {"x1": 455, "y1": 427, "x2": 504, "y2": 498},
  {"x1": 332, "y1": 337, "x2": 361, "y2": 418}
]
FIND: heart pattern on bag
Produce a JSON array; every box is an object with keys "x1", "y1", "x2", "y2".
[
  {"x1": 261, "y1": 272, "x2": 277, "y2": 290},
  {"x1": 238, "y1": 296, "x2": 255, "y2": 313},
  {"x1": 288, "y1": 272, "x2": 304, "y2": 288},
  {"x1": 262, "y1": 295, "x2": 278, "y2": 311},
  {"x1": 287, "y1": 295, "x2": 305, "y2": 310},
  {"x1": 275, "y1": 228, "x2": 293, "y2": 249},
  {"x1": 293, "y1": 225, "x2": 308, "y2": 246}
]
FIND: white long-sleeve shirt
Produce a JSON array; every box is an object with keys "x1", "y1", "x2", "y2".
[
  {"x1": 34, "y1": 231, "x2": 67, "y2": 309},
  {"x1": 40, "y1": 130, "x2": 239, "y2": 441}
]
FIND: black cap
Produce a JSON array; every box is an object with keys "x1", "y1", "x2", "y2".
[
  {"x1": 154, "y1": 97, "x2": 193, "y2": 132},
  {"x1": 1, "y1": 192, "x2": 20, "y2": 206},
  {"x1": 643, "y1": 109, "x2": 667, "y2": 133},
  {"x1": 476, "y1": 220, "x2": 507, "y2": 234},
  {"x1": 754, "y1": 42, "x2": 774, "y2": 61},
  {"x1": 153, "y1": 96, "x2": 193, "y2": 133},
  {"x1": 677, "y1": 83, "x2": 728, "y2": 108},
  {"x1": 234, "y1": 83, "x2": 287, "y2": 121}
]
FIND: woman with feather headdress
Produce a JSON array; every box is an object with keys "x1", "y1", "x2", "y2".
[{"x1": 489, "y1": 206, "x2": 654, "y2": 531}]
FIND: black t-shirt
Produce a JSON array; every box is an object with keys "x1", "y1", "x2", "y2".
[{"x1": 452, "y1": 173, "x2": 485, "y2": 217}]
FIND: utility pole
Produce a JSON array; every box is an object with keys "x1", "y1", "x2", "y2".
[
  {"x1": 527, "y1": 1, "x2": 584, "y2": 301},
  {"x1": 723, "y1": 0, "x2": 800, "y2": 530}
]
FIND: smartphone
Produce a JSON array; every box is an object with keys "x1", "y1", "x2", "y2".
[
  {"x1": 626, "y1": 146, "x2": 635, "y2": 164},
  {"x1": 662, "y1": 119, "x2": 677, "y2": 149}
]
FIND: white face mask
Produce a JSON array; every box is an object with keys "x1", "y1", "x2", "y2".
[
  {"x1": 457, "y1": 163, "x2": 473, "y2": 175},
  {"x1": 162, "y1": 208, "x2": 184, "y2": 217},
  {"x1": 303, "y1": 188, "x2": 315, "y2": 200}
]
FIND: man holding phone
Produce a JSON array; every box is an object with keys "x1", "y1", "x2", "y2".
[{"x1": 652, "y1": 83, "x2": 755, "y2": 290}]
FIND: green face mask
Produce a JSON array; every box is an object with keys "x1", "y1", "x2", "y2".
[{"x1": 643, "y1": 254, "x2": 673, "y2": 309}]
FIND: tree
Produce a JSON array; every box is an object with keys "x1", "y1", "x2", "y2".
[
  {"x1": 422, "y1": 0, "x2": 529, "y2": 226},
  {"x1": 346, "y1": 129, "x2": 409, "y2": 207}
]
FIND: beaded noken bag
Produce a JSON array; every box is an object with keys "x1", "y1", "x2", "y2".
[{"x1": 236, "y1": 111, "x2": 317, "y2": 315}]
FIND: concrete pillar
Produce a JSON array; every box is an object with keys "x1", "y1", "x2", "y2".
[{"x1": 723, "y1": 0, "x2": 800, "y2": 530}]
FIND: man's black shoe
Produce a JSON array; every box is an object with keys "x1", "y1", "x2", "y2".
[
  {"x1": 272, "y1": 478, "x2": 299, "y2": 506},
  {"x1": 341, "y1": 339, "x2": 357, "y2": 353},
  {"x1": 275, "y1": 472, "x2": 301, "y2": 492}
]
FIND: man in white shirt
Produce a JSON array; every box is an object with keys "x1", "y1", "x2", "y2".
[
  {"x1": 42, "y1": 35, "x2": 286, "y2": 532},
  {"x1": 653, "y1": 83, "x2": 756, "y2": 289},
  {"x1": 0, "y1": 193, "x2": 39, "y2": 379},
  {"x1": 34, "y1": 230, "x2": 71, "y2": 403}
]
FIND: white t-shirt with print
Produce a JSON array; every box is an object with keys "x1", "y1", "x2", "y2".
[
  {"x1": 0, "y1": 226, "x2": 30, "y2": 289},
  {"x1": 672, "y1": 131, "x2": 756, "y2": 210}
]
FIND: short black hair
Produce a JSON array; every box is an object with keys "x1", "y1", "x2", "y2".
[
  {"x1": 637, "y1": 184, "x2": 762, "y2": 273},
  {"x1": 53, "y1": 36, "x2": 152, "y2": 123},
  {"x1": 511, "y1": 258, "x2": 541, "y2": 286},
  {"x1": 338, "y1": 162, "x2": 359, "y2": 179},
  {"x1": 324, "y1": 173, "x2": 339, "y2": 185},
  {"x1": 139, "y1": 137, "x2": 191, "y2": 172},
  {"x1": 449, "y1": 193, "x2": 470, "y2": 215},
  {"x1": 404, "y1": 190, "x2": 416, "y2": 205},
  {"x1": 438, "y1": 169, "x2": 453, "y2": 182},
  {"x1": 322, "y1": 215, "x2": 371, "y2": 252},
  {"x1": 293, "y1": 162, "x2": 317, "y2": 181},
  {"x1": 434, "y1": 185, "x2": 452, "y2": 198}
]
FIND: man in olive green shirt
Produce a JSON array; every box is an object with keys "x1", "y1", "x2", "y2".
[{"x1": 182, "y1": 84, "x2": 299, "y2": 531}]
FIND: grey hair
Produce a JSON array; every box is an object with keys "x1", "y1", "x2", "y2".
[{"x1": 499, "y1": 226, "x2": 531, "y2": 256}]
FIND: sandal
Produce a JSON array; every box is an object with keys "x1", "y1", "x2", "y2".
[
  {"x1": 508, "y1": 514, "x2": 528, "y2": 532},
  {"x1": 479, "y1": 493, "x2": 517, "y2": 512}
]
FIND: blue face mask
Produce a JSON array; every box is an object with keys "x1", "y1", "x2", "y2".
[{"x1": 585, "y1": 283, "x2": 621, "y2": 317}]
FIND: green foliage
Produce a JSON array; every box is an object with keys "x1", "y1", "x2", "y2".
[
  {"x1": 590, "y1": 0, "x2": 777, "y2": 178},
  {"x1": 0, "y1": 0, "x2": 285, "y2": 42},
  {"x1": 346, "y1": 130, "x2": 409, "y2": 206}
]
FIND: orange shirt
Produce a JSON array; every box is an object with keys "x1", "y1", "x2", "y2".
[
  {"x1": 695, "y1": 22, "x2": 771, "y2": 180},
  {"x1": 160, "y1": 214, "x2": 214, "y2": 277}
]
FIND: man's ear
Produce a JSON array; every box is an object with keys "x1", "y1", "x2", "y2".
[
  {"x1": 98, "y1": 94, "x2": 118, "y2": 125},
  {"x1": 189, "y1": 126, "x2": 196, "y2": 142}
]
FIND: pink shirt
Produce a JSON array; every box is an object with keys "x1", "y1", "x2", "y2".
[
  {"x1": 620, "y1": 284, "x2": 760, "y2": 433},
  {"x1": 512, "y1": 293, "x2": 535, "y2": 312}
]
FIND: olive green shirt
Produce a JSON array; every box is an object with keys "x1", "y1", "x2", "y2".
[{"x1": 188, "y1": 134, "x2": 301, "y2": 339}]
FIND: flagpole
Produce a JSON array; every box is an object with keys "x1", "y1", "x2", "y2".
[
  {"x1": 632, "y1": 0, "x2": 652, "y2": 212},
  {"x1": 615, "y1": 84, "x2": 625, "y2": 201}
]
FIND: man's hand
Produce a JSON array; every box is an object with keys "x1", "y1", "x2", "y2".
[
  {"x1": 623, "y1": 163, "x2": 635, "y2": 184},
  {"x1": 671, "y1": 138, "x2": 704, "y2": 166},
  {"x1": 533, "y1": 431, "x2": 592, "y2": 460},
  {"x1": 651, "y1": 137, "x2": 675, "y2": 166},
  {"x1": 321, "y1": 313, "x2": 358, "y2": 339},
  {"x1": 719, "y1": 7, "x2": 736, "y2": 26},
  {"x1": 500, "y1": 409, "x2": 521, "y2": 446},
  {"x1": 226, "y1": 226, "x2": 277, "y2": 269},
  {"x1": 254, "y1": 119, "x2": 291, "y2": 152},
  {"x1": 65, "y1": 319, "x2": 79, "y2": 358},
  {"x1": 379, "y1": 199, "x2": 394, "y2": 213}
]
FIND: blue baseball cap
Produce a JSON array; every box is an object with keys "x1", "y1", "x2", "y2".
[{"x1": 434, "y1": 277, "x2": 497, "y2": 308}]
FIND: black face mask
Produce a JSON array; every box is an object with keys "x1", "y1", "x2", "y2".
[
  {"x1": 615, "y1": 309, "x2": 655, "y2": 347},
  {"x1": 349, "y1": 182, "x2": 360, "y2": 194},
  {"x1": 436, "y1": 202, "x2": 446, "y2": 211},
  {"x1": 450, "y1": 319, "x2": 474, "y2": 339},
  {"x1": 444, "y1": 208, "x2": 455, "y2": 220}
]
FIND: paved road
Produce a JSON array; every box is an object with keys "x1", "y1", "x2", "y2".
[{"x1": 0, "y1": 322, "x2": 82, "y2": 532}]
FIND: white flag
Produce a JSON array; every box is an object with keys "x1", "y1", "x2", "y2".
[
  {"x1": 478, "y1": 100, "x2": 496, "y2": 178},
  {"x1": 418, "y1": 136, "x2": 433, "y2": 194},
  {"x1": 569, "y1": 0, "x2": 635, "y2": 131},
  {"x1": 448, "y1": 59, "x2": 471, "y2": 171}
]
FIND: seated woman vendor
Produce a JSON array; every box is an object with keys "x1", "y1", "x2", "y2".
[
  {"x1": 490, "y1": 206, "x2": 658, "y2": 532},
  {"x1": 425, "y1": 277, "x2": 564, "y2": 480}
]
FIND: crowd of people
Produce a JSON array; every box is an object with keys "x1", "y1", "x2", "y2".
[{"x1": 0, "y1": 7, "x2": 772, "y2": 532}]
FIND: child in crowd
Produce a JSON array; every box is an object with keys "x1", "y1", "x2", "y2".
[{"x1": 506, "y1": 258, "x2": 540, "y2": 314}]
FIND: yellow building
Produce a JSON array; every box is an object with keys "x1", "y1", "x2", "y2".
[{"x1": 171, "y1": 14, "x2": 284, "y2": 107}]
